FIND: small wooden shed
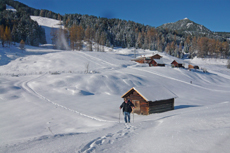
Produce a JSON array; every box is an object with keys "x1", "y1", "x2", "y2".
[
  {"x1": 188, "y1": 64, "x2": 194, "y2": 69},
  {"x1": 132, "y1": 57, "x2": 146, "y2": 63},
  {"x1": 171, "y1": 60, "x2": 184, "y2": 68},
  {"x1": 149, "y1": 59, "x2": 165, "y2": 67},
  {"x1": 121, "y1": 86, "x2": 177, "y2": 115}
]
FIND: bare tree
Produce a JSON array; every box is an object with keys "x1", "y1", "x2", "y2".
[{"x1": 85, "y1": 62, "x2": 90, "y2": 73}]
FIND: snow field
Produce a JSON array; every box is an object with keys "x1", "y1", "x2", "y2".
[{"x1": 0, "y1": 16, "x2": 230, "y2": 153}]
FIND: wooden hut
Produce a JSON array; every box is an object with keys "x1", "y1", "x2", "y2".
[
  {"x1": 121, "y1": 86, "x2": 177, "y2": 115},
  {"x1": 194, "y1": 65, "x2": 199, "y2": 69},
  {"x1": 132, "y1": 54, "x2": 165, "y2": 67},
  {"x1": 188, "y1": 64, "x2": 194, "y2": 69},
  {"x1": 171, "y1": 60, "x2": 184, "y2": 68},
  {"x1": 131, "y1": 57, "x2": 146, "y2": 63},
  {"x1": 149, "y1": 59, "x2": 165, "y2": 67}
]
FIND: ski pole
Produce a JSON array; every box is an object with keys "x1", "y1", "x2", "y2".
[
  {"x1": 119, "y1": 109, "x2": 121, "y2": 123},
  {"x1": 133, "y1": 112, "x2": 134, "y2": 123}
]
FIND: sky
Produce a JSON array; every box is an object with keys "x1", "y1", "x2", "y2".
[{"x1": 16, "y1": 0, "x2": 230, "y2": 32}]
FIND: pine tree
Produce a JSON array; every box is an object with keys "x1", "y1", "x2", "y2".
[
  {"x1": 58, "y1": 14, "x2": 61, "y2": 20},
  {"x1": 40, "y1": 9, "x2": 45, "y2": 17},
  {"x1": 95, "y1": 31, "x2": 100, "y2": 51},
  {"x1": 179, "y1": 42, "x2": 183, "y2": 53},
  {"x1": 11, "y1": 24, "x2": 17, "y2": 45}
]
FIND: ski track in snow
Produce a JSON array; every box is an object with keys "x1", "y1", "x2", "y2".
[
  {"x1": 76, "y1": 51, "x2": 230, "y2": 93},
  {"x1": 13, "y1": 51, "x2": 229, "y2": 127},
  {"x1": 18, "y1": 73, "x2": 114, "y2": 123},
  {"x1": 76, "y1": 52, "x2": 107, "y2": 68},
  {"x1": 78, "y1": 118, "x2": 165, "y2": 153},
  {"x1": 6, "y1": 49, "x2": 230, "y2": 152},
  {"x1": 78, "y1": 124, "x2": 136, "y2": 153},
  {"x1": 130, "y1": 67, "x2": 230, "y2": 93},
  {"x1": 78, "y1": 51, "x2": 117, "y2": 67}
]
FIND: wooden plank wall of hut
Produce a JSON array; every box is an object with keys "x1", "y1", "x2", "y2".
[
  {"x1": 140, "y1": 101, "x2": 149, "y2": 115},
  {"x1": 129, "y1": 91, "x2": 149, "y2": 115},
  {"x1": 149, "y1": 99, "x2": 174, "y2": 114}
]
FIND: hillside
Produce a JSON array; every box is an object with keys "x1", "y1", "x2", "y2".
[
  {"x1": 1, "y1": 2, "x2": 230, "y2": 152},
  {"x1": 1, "y1": 15, "x2": 230, "y2": 152},
  {"x1": 1, "y1": 0, "x2": 229, "y2": 54}
]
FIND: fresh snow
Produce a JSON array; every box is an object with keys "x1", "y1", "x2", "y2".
[
  {"x1": 186, "y1": 22, "x2": 193, "y2": 28},
  {"x1": 0, "y1": 16, "x2": 230, "y2": 153},
  {"x1": 6, "y1": 4, "x2": 17, "y2": 12},
  {"x1": 132, "y1": 86, "x2": 177, "y2": 101}
]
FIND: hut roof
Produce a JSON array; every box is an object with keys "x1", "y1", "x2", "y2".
[
  {"x1": 153, "y1": 59, "x2": 164, "y2": 64},
  {"x1": 151, "y1": 54, "x2": 162, "y2": 59},
  {"x1": 122, "y1": 86, "x2": 177, "y2": 102}
]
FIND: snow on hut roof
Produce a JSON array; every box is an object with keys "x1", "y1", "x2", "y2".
[
  {"x1": 153, "y1": 59, "x2": 164, "y2": 64},
  {"x1": 122, "y1": 86, "x2": 177, "y2": 102}
]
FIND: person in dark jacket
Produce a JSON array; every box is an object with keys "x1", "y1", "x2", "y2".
[{"x1": 120, "y1": 98, "x2": 135, "y2": 123}]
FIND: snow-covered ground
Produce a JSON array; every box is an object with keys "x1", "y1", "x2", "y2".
[{"x1": 0, "y1": 16, "x2": 230, "y2": 153}]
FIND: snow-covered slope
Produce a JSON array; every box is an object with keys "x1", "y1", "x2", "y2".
[
  {"x1": 30, "y1": 16, "x2": 64, "y2": 44},
  {"x1": 1, "y1": 17, "x2": 230, "y2": 153}
]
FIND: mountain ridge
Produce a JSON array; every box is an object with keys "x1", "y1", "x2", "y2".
[{"x1": 1, "y1": 0, "x2": 229, "y2": 57}]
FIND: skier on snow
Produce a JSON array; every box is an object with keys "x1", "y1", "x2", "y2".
[{"x1": 120, "y1": 98, "x2": 135, "y2": 123}]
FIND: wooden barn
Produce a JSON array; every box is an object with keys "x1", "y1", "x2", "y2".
[
  {"x1": 188, "y1": 64, "x2": 194, "y2": 69},
  {"x1": 149, "y1": 59, "x2": 165, "y2": 67},
  {"x1": 121, "y1": 86, "x2": 177, "y2": 115},
  {"x1": 131, "y1": 57, "x2": 146, "y2": 64},
  {"x1": 194, "y1": 65, "x2": 199, "y2": 69},
  {"x1": 171, "y1": 60, "x2": 184, "y2": 68},
  {"x1": 132, "y1": 54, "x2": 165, "y2": 67}
]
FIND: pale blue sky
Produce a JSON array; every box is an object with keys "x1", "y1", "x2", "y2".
[{"x1": 17, "y1": 0, "x2": 230, "y2": 32}]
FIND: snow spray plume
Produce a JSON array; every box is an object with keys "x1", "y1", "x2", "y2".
[
  {"x1": 53, "y1": 21, "x2": 69, "y2": 50},
  {"x1": 55, "y1": 28, "x2": 69, "y2": 50}
]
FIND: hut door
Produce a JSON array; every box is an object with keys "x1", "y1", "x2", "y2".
[{"x1": 132, "y1": 100, "x2": 140, "y2": 114}]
